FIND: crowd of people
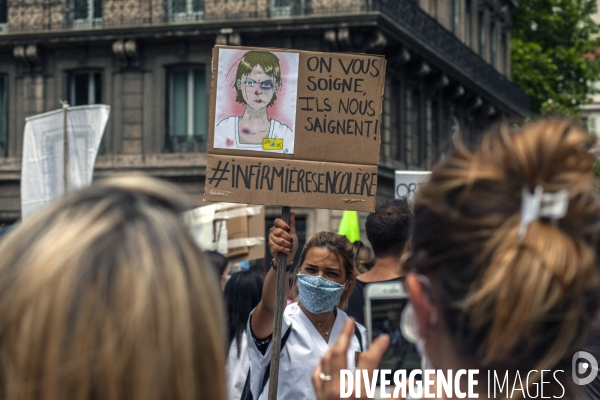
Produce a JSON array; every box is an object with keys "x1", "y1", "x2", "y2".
[{"x1": 0, "y1": 118, "x2": 598, "y2": 400}]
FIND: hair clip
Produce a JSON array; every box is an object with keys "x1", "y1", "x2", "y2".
[{"x1": 519, "y1": 185, "x2": 569, "y2": 239}]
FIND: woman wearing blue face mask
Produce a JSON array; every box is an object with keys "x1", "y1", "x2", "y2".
[{"x1": 247, "y1": 213, "x2": 366, "y2": 400}]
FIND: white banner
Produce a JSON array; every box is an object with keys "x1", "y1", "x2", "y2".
[
  {"x1": 394, "y1": 171, "x2": 431, "y2": 202},
  {"x1": 21, "y1": 105, "x2": 111, "y2": 219}
]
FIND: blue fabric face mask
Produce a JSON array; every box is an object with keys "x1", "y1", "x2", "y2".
[{"x1": 296, "y1": 274, "x2": 346, "y2": 314}]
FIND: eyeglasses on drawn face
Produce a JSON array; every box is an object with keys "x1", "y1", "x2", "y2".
[{"x1": 243, "y1": 79, "x2": 275, "y2": 90}]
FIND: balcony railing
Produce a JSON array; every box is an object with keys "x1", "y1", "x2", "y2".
[
  {"x1": 373, "y1": 0, "x2": 530, "y2": 114},
  {"x1": 166, "y1": 135, "x2": 207, "y2": 153},
  {"x1": 4, "y1": 0, "x2": 365, "y2": 31},
  {"x1": 3, "y1": 0, "x2": 530, "y2": 114}
]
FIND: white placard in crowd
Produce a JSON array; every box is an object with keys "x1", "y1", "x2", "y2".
[
  {"x1": 21, "y1": 105, "x2": 111, "y2": 219},
  {"x1": 394, "y1": 170, "x2": 431, "y2": 203}
]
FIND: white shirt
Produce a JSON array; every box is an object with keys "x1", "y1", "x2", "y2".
[
  {"x1": 226, "y1": 331, "x2": 249, "y2": 400},
  {"x1": 214, "y1": 116, "x2": 295, "y2": 154},
  {"x1": 247, "y1": 303, "x2": 366, "y2": 400}
]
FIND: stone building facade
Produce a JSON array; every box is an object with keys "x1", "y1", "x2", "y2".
[{"x1": 0, "y1": 0, "x2": 529, "y2": 250}]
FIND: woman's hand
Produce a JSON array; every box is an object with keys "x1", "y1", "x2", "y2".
[
  {"x1": 312, "y1": 319, "x2": 390, "y2": 400},
  {"x1": 268, "y1": 212, "x2": 299, "y2": 266},
  {"x1": 251, "y1": 213, "x2": 298, "y2": 339}
]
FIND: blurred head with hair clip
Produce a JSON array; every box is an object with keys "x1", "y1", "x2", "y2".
[{"x1": 404, "y1": 119, "x2": 600, "y2": 398}]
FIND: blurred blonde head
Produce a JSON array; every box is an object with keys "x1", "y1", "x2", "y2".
[
  {"x1": 0, "y1": 175, "x2": 226, "y2": 400},
  {"x1": 407, "y1": 119, "x2": 600, "y2": 395}
]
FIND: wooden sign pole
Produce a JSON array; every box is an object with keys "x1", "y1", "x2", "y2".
[{"x1": 267, "y1": 205, "x2": 291, "y2": 400}]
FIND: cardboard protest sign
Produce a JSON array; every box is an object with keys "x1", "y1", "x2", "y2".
[
  {"x1": 184, "y1": 202, "x2": 265, "y2": 263},
  {"x1": 205, "y1": 45, "x2": 385, "y2": 212},
  {"x1": 394, "y1": 171, "x2": 431, "y2": 203}
]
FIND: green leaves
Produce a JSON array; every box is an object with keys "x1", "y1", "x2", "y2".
[{"x1": 511, "y1": 0, "x2": 600, "y2": 116}]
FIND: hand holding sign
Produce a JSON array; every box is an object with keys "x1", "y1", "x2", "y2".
[{"x1": 268, "y1": 212, "x2": 298, "y2": 266}]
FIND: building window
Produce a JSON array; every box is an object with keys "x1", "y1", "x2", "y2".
[
  {"x1": 465, "y1": 0, "x2": 471, "y2": 46},
  {"x1": 68, "y1": 71, "x2": 102, "y2": 106},
  {"x1": 169, "y1": 0, "x2": 204, "y2": 22},
  {"x1": 381, "y1": 77, "x2": 393, "y2": 159},
  {"x1": 451, "y1": 0, "x2": 459, "y2": 34},
  {"x1": 431, "y1": 98, "x2": 441, "y2": 161},
  {"x1": 69, "y1": 0, "x2": 103, "y2": 28},
  {"x1": 68, "y1": 71, "x2": 104, "y2": 153},
  {"x1": 167, "y1": 66, "x2": 207, "y2": 153},
  {"x1": 449, "y1": 114, "x2": 460, "y2": 142},
  {"x1": 0, "y1": 75, "x2": 6, "y2": 157},
  {"x1": 479, "y1": 10, "x2": 486, "y2": 59},
  {"x1": 429, "y1": 0, "x2": 437, "y2": 18},
  {"x1": 381, "y1": 76, "x2": 401, "y2": 161},
  {"x1": 0, "y1": 0, "x2": 7, "y2": 33},
  {"x1": 490, "y1": 23, "x2": 497, "y2": 67},
  {"x1": 588, "y1": 116, "x2": 597, "y2": 134},
  {"x1": 424, "y1": 98, "x2": 433, "y2": 168},
  {"x1": 501, "y1": 32, "x2": 508, "y2": 73},
  {"x1": 271, "y1": 0, "x2": 292, "y2": 17},
  {"x1": 404, "y1": 88, "x2": 421, "y2": 167}
]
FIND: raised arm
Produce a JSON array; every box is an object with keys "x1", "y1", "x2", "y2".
[{"x1": 251, "y1": 212, "x2": 299, "y2": 339}]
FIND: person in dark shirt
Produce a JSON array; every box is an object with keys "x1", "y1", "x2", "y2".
[{"x1": 345, "y1": 199, "x2": 413, "y2": 325}]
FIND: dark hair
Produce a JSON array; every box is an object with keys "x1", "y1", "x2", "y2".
[
  {"x1": 408, "y1": 120, "x2": 600, "y2": 383},
  {"x1": 366, "y1": 199, "x2": 413, "y2": 258},
  {"x1": 353, "y1": 241, "x2": 376, "y2": 274},
  {"x1": 295, "y1": 231, "x2": 356, "y2": 309},
  {"x1": 224, "y1": 270, "x2": 264, "y2": 356},
  {"x1": 206, "y1": 250, "x2": 229, "y2": 278}
]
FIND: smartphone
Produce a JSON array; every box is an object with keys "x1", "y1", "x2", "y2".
[{"x1": 364, "y1": 282, "x2": 422, "y2": 377}]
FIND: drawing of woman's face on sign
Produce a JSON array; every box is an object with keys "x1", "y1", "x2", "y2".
[
  {"x1": 214, "y1": 49, "x2": 299, "y2": 154},
  {"x1": 238, "y1": 64, "x2": 278, "y2": 110}
]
